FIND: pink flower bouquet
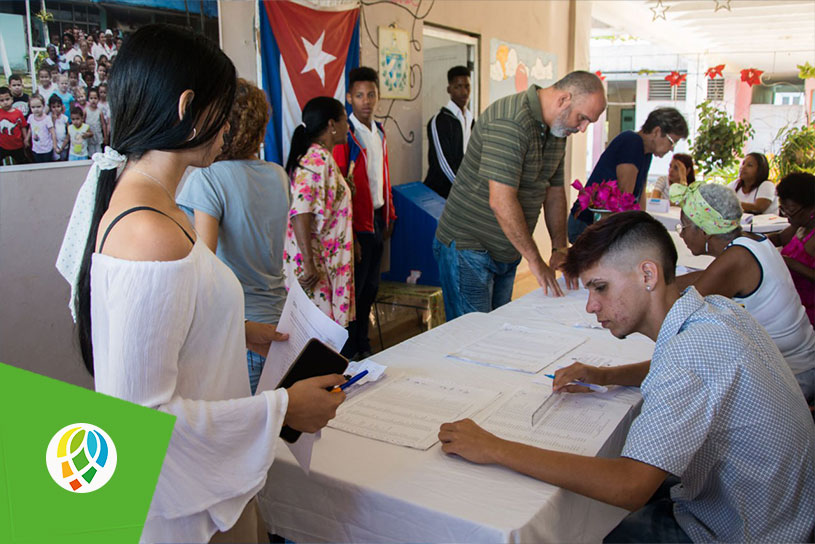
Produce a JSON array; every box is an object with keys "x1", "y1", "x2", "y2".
[{"x1": 572, "y1": 179, "x2": 640, "y2": 213}]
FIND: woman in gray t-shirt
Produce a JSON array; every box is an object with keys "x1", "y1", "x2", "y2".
[{"x1": 177, "y1": 78, "x2": 290, "y2": 394}]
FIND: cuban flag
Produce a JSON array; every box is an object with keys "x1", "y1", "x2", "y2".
[{"x1": 259, "y1": 0, "x2": 360, "y2": 165}]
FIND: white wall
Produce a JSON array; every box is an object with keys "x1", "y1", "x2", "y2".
[{"x1": 745, "y1": 104, "x2": 807, "y2": 155}]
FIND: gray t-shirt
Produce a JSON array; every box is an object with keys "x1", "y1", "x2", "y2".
[{"x1": 177, "y1": 159, "x2": 290, "y2": 324}]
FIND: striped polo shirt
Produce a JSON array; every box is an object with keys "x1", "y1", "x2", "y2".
[{"x1": 435, "y1": 85, "x2": 566, "y2": 263}]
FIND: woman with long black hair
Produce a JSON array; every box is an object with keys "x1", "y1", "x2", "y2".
[
  {"x1": 56, "y1": 25, "x2": 345, "y2": 543},
  {"x1": 283, "y1": 97, "x2": 355, "y2": 329},
  {"x1": 728, "y1": 151, "x2": 777, "y2": 214}
]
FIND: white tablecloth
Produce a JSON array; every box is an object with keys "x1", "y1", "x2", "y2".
[{"x1": 258, "y1": 287, "x2": 656, "y2": 543}]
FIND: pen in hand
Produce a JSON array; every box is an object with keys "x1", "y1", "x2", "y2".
[
  {"x1": 544, "y1": 374, "x2": 608, "y2": 393},
  {"x1": 330, "y1": 370, "x2": 368, "y2": 393}
]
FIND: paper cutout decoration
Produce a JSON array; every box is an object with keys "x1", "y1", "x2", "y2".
[
  {"x1": 714, "y1": 0, "x2": 732, "y2": 12},
  {"x1": 705, "y1": 64, "x2": 725, "y2": 79},
  {"x1": 650, "y1": 0, "x2": 668, "y2": 21},
  {"x1": 665, "y1": 71, "x2": 687, "y2": 87},
  {"x1": 740, "y1": 68, "x2": 763, "y2": 87}
]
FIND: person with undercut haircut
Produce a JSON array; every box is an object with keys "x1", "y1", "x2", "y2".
[{"x1": 439, "y1": 211, "x2": 814, "y2": 543}]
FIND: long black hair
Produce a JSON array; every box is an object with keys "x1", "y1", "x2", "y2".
[
  {"x1": 735, "y1": 152, "x2": 770, "y2": 193},
  {"x1": 76, "y1": 24, "x2": 236, "y2": 375},
  {"x1": 284, "y1": 96, "x2": 346, "y2": 175}
]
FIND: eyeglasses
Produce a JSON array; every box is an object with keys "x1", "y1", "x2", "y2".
[
  {"x1": 665, "y1": 133, "x2": 677, "y2": 150},
  {"x1": 675, "y1": 221, "x2": 692, "y2": 234},
  {"x1": 778, "y1": 204, "x2": 801, "y2": 219}
]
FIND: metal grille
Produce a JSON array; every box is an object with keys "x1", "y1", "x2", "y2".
[
  {"x1": 648, "y1": 79, "x2": 687, "y2": 101},
  {"x1": 707, "y1": 79, "x2": 725, "y2": 101}
]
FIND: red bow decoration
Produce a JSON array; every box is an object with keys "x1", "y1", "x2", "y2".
[
  {"x1": 705, "y1": 64, "x2": 725, "y2": 79},
  {"x1": 664, "y1": 71, "x2": 687, "y2": 87},
  {"x1": 740, "y1": 68, "x2": 763, "y2": 87},
  {"x1": 595, "y1": 70, "x2": 606, "y2": 81}
]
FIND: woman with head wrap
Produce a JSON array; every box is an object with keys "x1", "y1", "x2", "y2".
[{"x1": 672, "y1": 182, "x2": 815, "y2": 404}]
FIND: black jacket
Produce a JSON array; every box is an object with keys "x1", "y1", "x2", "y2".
[{"x1": 423, "y1": 106, "x2": 473, "y2": 199}]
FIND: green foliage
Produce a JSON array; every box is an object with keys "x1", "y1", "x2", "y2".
[
  {"x1": 704, "y1": 164, "x2": 740, "y2": 186},
  {"x1": 774, "y1": 124, "x2": 815, "y2": 179},
  {"x1": 797, "y1": 62, "x2": 815, "y2": 79},
  {"x1": 691, "y1": 101, "x2": 755, "y2": 175}
]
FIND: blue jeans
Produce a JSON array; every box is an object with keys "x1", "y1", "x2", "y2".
[
  {"x1": 246, "y1": 350, "x2": 266, "y2": 395},
  {"x1": 433, "y1": 237, "x2": 519, "y2": 320},
  {"x1": 604, "y1": 477, "x2": 691, "y2": 543}
]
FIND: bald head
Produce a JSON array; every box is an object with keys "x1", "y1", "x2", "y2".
[{"x1": 553, "y1": 71, "x2": 606, "y2": 99}]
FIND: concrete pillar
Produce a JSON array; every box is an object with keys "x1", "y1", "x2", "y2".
[{"x1": 734, "y1": 80, "x2": 752, "y2": 123}]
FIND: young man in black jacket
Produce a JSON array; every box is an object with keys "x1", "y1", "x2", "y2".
[{"x1": 424, "y1": 65, "x2": 474, "y2": 199}]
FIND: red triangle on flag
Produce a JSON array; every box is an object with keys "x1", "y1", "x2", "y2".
[{"x1": 264, "y1": 1, "x2": 359, "y2": 110}]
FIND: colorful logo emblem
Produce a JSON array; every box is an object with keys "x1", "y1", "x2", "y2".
[{"x1": 45, "y1": 423, "x2": 117, "y2": 493}]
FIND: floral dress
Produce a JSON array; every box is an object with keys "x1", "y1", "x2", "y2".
[{"x1": 283, "y1": 144, "x2": 355, "y2": 326}]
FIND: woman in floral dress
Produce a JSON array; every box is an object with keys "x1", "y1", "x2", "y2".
[{"x1": 283, "y1": 97, "x2": 355, "y2": 326}]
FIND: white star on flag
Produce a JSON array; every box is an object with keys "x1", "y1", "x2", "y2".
[{"x1": 300, "y1": 31, "x2": 336, "y2": 86}]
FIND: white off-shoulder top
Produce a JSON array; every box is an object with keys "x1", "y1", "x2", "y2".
[{"x1": 90, "y1": 237, "x2": 288, "y2": 543}]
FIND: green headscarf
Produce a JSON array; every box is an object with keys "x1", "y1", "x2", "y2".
[{"x1": 669, "y1": 182, "x2": 741, "y2": 235}]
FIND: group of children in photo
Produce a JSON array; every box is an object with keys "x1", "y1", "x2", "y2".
[{"x1": 0, "y1": 25, "x2": 116, "y2": 165}]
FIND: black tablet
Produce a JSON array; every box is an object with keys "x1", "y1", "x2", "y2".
[{"x1": 277, "y1": 338, "x2": 348, "y2": 443}]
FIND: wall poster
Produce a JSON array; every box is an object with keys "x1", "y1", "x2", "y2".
[
  {"x1": 489, "y1": 39, "x2": 557, "y2": 103},
  {"x1": 378, "y1": 26, "x2": 410, "y2": 99}
]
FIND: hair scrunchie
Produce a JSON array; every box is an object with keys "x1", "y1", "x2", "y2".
[{"x1": 56, "y1": 147, "x2": 128, "y2": 321}]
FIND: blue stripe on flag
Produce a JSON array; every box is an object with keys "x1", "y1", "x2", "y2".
[
  {"x1": 344, "y1": 20, "x2": 360, "y2": 117},
  {"x1": 259, "y1": 1, "x2": 284, "y2": 165}
]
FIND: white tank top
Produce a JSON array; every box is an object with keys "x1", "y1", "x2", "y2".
[{"x1": 731, "y1": 235, "x2": 815, "y2": 374}]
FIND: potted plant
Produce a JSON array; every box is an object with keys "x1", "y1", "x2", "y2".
[
  {"x1": 691, "y1": 100, "x2": 754, "y2": 177},
  {"x1": 773, "y1": 124, "x2": 815, "y2": 178},
  {"x1": 571, "y1": 179, "x2": 639, "y2": 222}
]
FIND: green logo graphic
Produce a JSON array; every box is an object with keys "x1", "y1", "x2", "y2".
[
  {"x1": 1, "y1": 363, "x2": 175, "y2": 543},
  {"x1": 46, "y1": 423, "x2": 117, "y2": 493}
]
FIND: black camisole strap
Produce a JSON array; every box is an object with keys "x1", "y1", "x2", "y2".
[{"x1": 98, "y1": 206, "x2": 195, "y2": 253}]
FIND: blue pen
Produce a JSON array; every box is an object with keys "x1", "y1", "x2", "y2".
[
  {"x1": 332, "y1": 370, "x2": 369, "y2": 392},
  {"x1": 544, "y1": 373, "x2": 608, "y2": 393}
]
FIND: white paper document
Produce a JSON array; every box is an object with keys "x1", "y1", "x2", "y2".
[
  {"x1": 533, "y1": 290, "x2": 601, "y2": 330},
  {"x1": 254, "y1": 280, "x2": 349, "y2": 473},
  {"x1": 345, "y1": 359, "x2": 388, "y2": 385},
  {"x1": 256, "y1": 280, "x2": 349, "y2": 394},
  {"x1": 341, "y1": 359, "x2": 389, "y2": 399},
  {"x1": 447, "y1": 324, "x2": 586, "y2": 374},
  {"x1": 328, "y1": 376, "x2": 501, "y2": 450},
  {"x1": 480, "y1": 388, "x2": 632, "y2": 457}
]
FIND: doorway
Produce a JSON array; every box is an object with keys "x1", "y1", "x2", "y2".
[{"x1": 421, "y1": 25, "x2": 479, "y2": 178}]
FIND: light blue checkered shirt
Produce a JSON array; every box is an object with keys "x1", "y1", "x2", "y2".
[{"x1": 622, "y1": 288, "x2": 815, "y2": 542}]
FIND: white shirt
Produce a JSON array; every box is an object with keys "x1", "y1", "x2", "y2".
[
  {"x1": 101, "y1": 42, "x2": 116, "y2": 59},
  {"x1": 63, "y1": 45, "x2": 82, "y2": 65},
  {"x1": 350, "y1": 112, "x2": 385, "y2": 210},
  {"x1": 91, "y1": 42, "x2": 106, "y2": 61},
  {"x1": 91, "y1": 239, "x2": 288, "y2": 543},
  {"x1": 728, "y1": 179, "x2": 778, "y2": 214},
  {"x1": 446, "y1": 99, "x2": 473, "y2": 152},
  {"x1": 730, "y1": 235, "x2": 815, "y2": 375}
]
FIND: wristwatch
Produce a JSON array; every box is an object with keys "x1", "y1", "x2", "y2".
[{"x1": 552, "y1": 247, "x2": 569, "y2": 255}]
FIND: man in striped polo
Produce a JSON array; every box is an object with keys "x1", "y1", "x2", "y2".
[{"x1": 433, "y1": 71, "x2": 606, "y2": 319}]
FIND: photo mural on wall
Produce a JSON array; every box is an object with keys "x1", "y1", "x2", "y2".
[{"x1": 489, "y1": 39, "x2": 557, "y2": 103}]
